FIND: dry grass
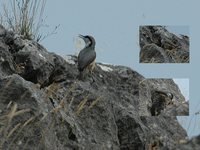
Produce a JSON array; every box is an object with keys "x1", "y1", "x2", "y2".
[
  {"x1": 51, "y1": 100, "x2": 65, "y2": 113},
  {"x1": 76, "y1": 95, "x2": 103, "y2": 115},
  {"x1": 138, "y1": 79, "x2": 147, "y2": 86},
  {"x1": 0, "y1": 79, "x2": 107, "y2": 149},
  {"x1": 76, "y1": 95, "x2": 89, "y2": 116},
  {"x1": 0, "y1": 103, "x2": 30, "y2": 123},
  {"x1": 140, "y1": 44, "x2": 189, "y2": 63},
  {"x1": 0, "y1": 103, "x2": 32, "y2": 149},
  {"x1": 89, "y1": 97, "x2": 102, "y2": 109},
  {"x1": 1, "y1": 0, "x2": 46, "y2": 41},
  {"x1": 0, "y1": 100, "x2": 60, "y2": 150},
  {"x1": 41, "y1": 82, "x2": 77, "y2": 120},
  {"x1": 166, "y1": 49, "x2": 189, "y2": 63},
  {"x1": 44, "y1": 82, "x2": 61, "y2": 101},
  {"x1": 0, "y1": 0, "x2": 59, "y2": 42}
]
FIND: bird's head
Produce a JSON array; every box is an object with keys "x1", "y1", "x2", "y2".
[{"x1": 79, "y1": 35, "x2": 96, "y2": 49}]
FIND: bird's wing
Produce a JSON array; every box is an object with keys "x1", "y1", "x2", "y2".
[{"x1": 78, "y1": 49, "x2": 96, "y2": 71}]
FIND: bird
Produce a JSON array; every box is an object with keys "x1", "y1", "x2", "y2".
[
  {"x1": 151, "y1": 90, "x2": 174, "y2": 116},
  {"x1": 166, "y1": 92, "x2": 173, "y2": 100},
  {"x1": 77, "y1": 35, "x2": 96, "y2": 79}
]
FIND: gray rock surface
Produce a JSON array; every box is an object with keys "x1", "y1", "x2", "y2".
[
  {"x1": 140, "y1": 26, "x2": 189, "y2": 63},
  {"x1": 174, "y1": 135, "x2": 200, "y2": 150},
  {"x1": 139, "y1": 79, "x2": 189, "y2": 116},
  {"x1": 0, "y1": 25, "x2": 191, "y2": 150}
]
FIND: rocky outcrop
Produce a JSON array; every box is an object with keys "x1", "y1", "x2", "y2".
[
  {"x1": 140, "y1": 26, "x2": 189, "y2": 63},
  {"x1": 175, "y1": 135, "x2": 200, "y2": 150},
  {"x1": 139, "y1": 79, "x2": 189, "y2": 116},
  {"x1": 0, "y1": 25, "x2": 189, "y2": 149}
]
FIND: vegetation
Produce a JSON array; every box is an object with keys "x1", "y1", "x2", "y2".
[{"x1": 0, "y1": 0, "x2": 59, "y2": 42}]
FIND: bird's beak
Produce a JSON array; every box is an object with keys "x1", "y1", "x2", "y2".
[
  {"x1": 78, "y1": 34, "x2": 91, "y2": 47},
  {"x1": 78, "y1": 34, "x2": 85, "y2": 39}
]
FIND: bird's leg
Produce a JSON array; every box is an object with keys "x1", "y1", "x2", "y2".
[
  {"x1": 88, "y1": 60, "x2": 96, "y2": 74},
  {"x1": 90, "y1": 63, "x2": 95, "y2": 74},
  {"x1": 87, "y1": 61, "x2": 96, "y2": 83}
]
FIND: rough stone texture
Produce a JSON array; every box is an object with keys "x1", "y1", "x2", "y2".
[
  {"x1": 0, "y1": 25, "x2": 6, "y2": 37},
  {"x1": 139, "y1": 79, "x2": 189, "y2": 116},
  {"x1": 0, "y1": 39, "x2": 15, "y2": 78},
  {"x1": 174, "y1": 135, "x2": 200, "y2": 150},
  {"x1": 0, "y1": 25, "x2": 191, "y2": 150},
  {"x1": 140, "y1": 26, "x2": 189, "y2": 63}
]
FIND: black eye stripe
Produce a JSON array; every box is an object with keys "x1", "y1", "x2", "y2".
[
  {"x1": 85, "y1": 36, "x2": 92, "y2": 46},
  {"x1": 85, "y1": 36, "x2": 92, "y2": 42},
  {"x1": 82, "y1": 35, "x2": 95, "y2": 47}
]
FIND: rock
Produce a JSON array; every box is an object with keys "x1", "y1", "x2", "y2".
[
  {"x1": 13, "y1": 35, "x2": 26, "y2": 50},
  {"x1": 0, "y1": 74, "x2": 41, "y2": 110},
  {"x1": 0, "y1": 24, "x2": 6, "y2": 37},
  {"x1": 0, "y1": 74, "x2": 70, "y2": 150},
  {"x1": 0, "y1": 24, "x2": 190, "y2": 150},
  {"x1": 13, "y1": 40, "x2": 77, "y2": 86},
  {"x1": 140, "y1": 44, "x2": 171, "y2": 63},
  {"x1": 140, "y1": 26, "x2": 189, "y2": 63},
  {"x1": 174, "y1": 135, "x2": 200, "y2": 150},
  {"x1": 0, "y1": 39, "x2": 15, "y2": 78},
  {"x1": 139, "y1": 79, "x2": 189, "y2": 116}
]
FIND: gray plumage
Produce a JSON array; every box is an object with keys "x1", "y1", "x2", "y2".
[
  {"x1": 77, "y1": 35, "x2": 96, "y2": 77},
  {"x1": 78, "y1": 46, "x2": 96, "y2": 71}
]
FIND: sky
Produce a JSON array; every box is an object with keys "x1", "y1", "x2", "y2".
[
  {"x1": 174, "y1": 78, "x2": 189, "y2": 101},
  {"x1": 166, "y1": 26, "x2": 189, "y2": 37},
  {"x1": 1, "y1": 0, "x2": 200, "y2": 138}
]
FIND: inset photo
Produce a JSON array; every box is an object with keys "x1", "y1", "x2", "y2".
[
  {"x1": 139, "y1": 26, "x2": 189, "y2": 63},
  {"x1": 139, "y1": 78, "x2": 189, "y2": 116}
]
